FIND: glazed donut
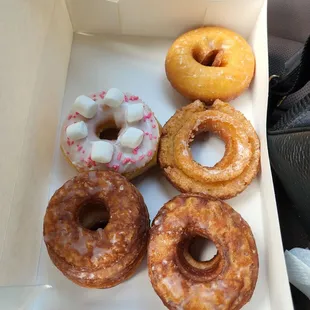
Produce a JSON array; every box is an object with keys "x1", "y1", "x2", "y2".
[
  {"x1": 165, "y1": 27, "x2": 255, "y2": 103},
  {"x1": 159, "y1": 99, "x2": 260, "y2": 199},
  {"x1": 61, "y1": 88, "x2": 161, "y2": 180},
  {"x1": 148, "y1": 194, "x2": 259, "y2": 310},
  {"x1": 43, "y1": 171, "x2": 149, "y2": 288}
]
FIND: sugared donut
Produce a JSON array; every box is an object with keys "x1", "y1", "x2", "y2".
[
  {"x1": 159, "y1": 99, "x2": 260, "y2": 199},
  {"x1": 165, "y1": 27, "x2": 255, "y2": 103},
  {"x1": 43, "y1": 171, "x2": 149, "y2": 288},
  {"x1": 61, "y1": 88, "x2": 161, "y2": 180},
  {"x1": 148, "y1": 194, "x2": 259, "y2": 310}
]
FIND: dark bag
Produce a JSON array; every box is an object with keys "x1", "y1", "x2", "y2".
[{"x1": 267, "y1": 35, "x2": 310, "y2": 234}]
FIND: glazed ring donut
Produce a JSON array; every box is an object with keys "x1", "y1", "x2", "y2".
[
  {"x1": 148, "y1": 194, "x2": 259, "y2": 310},
  {"x1": 165, "y1": 26, "x2": 255, "y2": 103},
  {"x1": 61, "y1": 88, "x2": 161, "y2": 180},
  {"x1": 43, "y1": 171, "x2": 149, "y2": 288},
  {"x1": 159, "y1": 99, "x2": 260, "y2": 199}
]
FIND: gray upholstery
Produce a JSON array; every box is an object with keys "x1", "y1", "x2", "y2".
[{"x1": 268, "y1": 0, "x2": 310, "y2": 43}]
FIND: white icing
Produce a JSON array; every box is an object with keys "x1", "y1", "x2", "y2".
[
  {"x1": 73, "y1": 95, "x2": 97, "y2": 118},
  {"x1": 120, "y1": 127, "x2": 144, "y2": 149},
  {"x1": 91, "y1": 141, "x2": 114, "y2": 164},
  {"x1": 66, "y1": 121, "x2": 88, "y2": 141},
  {"x1": 127, "y1": 103, "x2": 144, "y2": 122},
  {"x1": 101, "y1": 88, "x2": 124, "y2": 108},
  {"x1": 61, "y1": 90, "x2": 160, "y2": 174},
  {"x1": 71, "y1": 228, "x2": 88, "y2": 255}
]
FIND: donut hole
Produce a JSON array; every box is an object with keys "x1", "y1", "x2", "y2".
[
  {"x1": 190, "y1": 132, "x2": 225, "y2": 167},
  {"x1": 193, "y1": 48, "x2": 224, "y2": 67},
  {"x1": 78, "y1": 199, "x2": 110, "y2": 231},
  {"x1": 189, "y1": 236, "x2": 218, "y2": 262},
  {"x1": 96, "y1": 120, "x2": 120, "y2": 140}
]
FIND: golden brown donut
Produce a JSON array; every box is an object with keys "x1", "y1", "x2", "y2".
[
  {"x1": 43, "y1": 171, "x2": 149, "y2": 288},
  {"x1": 165, "y1": 27, "x2": 255, "y2": 103},
  {"x1": 148, "y1": 194, "x2": 259, "y2": 310},
  {"x1": 159, "y1": 100, "x2": 260, "y2": 199}
]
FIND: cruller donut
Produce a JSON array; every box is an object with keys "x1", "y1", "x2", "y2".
[
  {"x1": 148, "y1": 194, "x2": 259, "y2": 310},
  {"x1": 61, "y1": 88, "x2": 161, "y2": 180},
  {"x1": 165, "y1": 26, "x2": 255, "y2": 103},
  {"x1": 43, "y1": 171, "x2": 149, "y2": 288},
  {"x1": 159, "y1": 99, "x2": 260, "y2": 199}
]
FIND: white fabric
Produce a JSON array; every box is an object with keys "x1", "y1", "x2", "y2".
[{"x1": 285, "y1": 248, "x2": 310, "y2": 299}]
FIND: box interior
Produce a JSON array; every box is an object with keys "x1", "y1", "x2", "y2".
[{"x1": 0, "y1": 0, "x2": 293, "y2": 309}]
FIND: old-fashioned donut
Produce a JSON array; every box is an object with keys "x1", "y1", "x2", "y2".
[
  {"x1": 43, "y1": 171, "x2": 149, "y2": 288},
  {"x1": 148, "y1": 194, "x2": 259, "y2": 310},
  {"x1": 61, "y1": 88, "x2": 161, "y2": 180},
  {"x1": 158, "y1": 100, "x2": 260, "y2": 199},
  {"x1": 165, "y1": 27, "x2": 255, "y2": 103}
]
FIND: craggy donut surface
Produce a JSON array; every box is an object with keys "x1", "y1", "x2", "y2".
[
  {"x1": 159, "y1": 100, "x2": 260, "y2": 199},
  {"x1": 148, "y1": 194, "x2": 259, "y2": 310},
  {"x1": 43, "y1": 171, "x2": 149, "y2": 288},
  {"x1": 165, "y1": 27, "x2": 255, "y2": 103}
]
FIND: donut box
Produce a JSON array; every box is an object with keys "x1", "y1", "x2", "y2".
[{"x1": 0, "y1": 0, "x2": 293, "y2": 309}]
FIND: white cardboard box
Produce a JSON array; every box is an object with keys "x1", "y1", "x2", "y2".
[{"x1": 0, "y1": 0, "x2": 294, "y2": 309}]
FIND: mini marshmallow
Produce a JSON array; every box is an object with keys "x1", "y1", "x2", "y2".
[
  {"x1": 66, "y1": 121, "x2": 88, "y2": 141},
  {"x1": 120, "y1": 127, "x2": 144, "y2": 149},
  {"x1": 127, "y1": 103, "x2": 144, "y2": 123},
  {"x1": 73, "y1": 95, "x2": 97, "y2": 118},
  {"x1": 102, "y1": 88, "x2": 124, "y2": 108},
  {"x1": 91, "y1": 141, "x2": 114, "y2": 163}
]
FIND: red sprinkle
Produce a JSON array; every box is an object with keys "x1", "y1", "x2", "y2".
[
  {"x1": 122, "y1": 158, "x2": 131, "y2": 165},
  {"x1": 152, "y1": 124, "x2": 156, "y2": 128},
  {"x1": 71, "y1": 141, "x2": 74, "y2": 145},
  {"x1": 99, "y1": 91, "x2": 106, "y2": 99},
  {"x1": 129, "y1": 95, "x2": 139, "y2": 101},
  {"x1": 82, "y1": 150, "x2": 85, "y2": 154},
  {"x1": 112, "y1": 165, "x2": 120, "y2": 171},
  {"x1": 145, "y1": 132, "x2": 149, "y2": 136},
  {"x1": 147, "y1": 150, "x2": 153, "y2": 157},
  {"x1": 77, "y1": 146, "x2": 83, "y2": 152},
  {"x1": 124, "y1": 95, "x2": 129, "y2": 102},
  {"x1": 149, "y1": 134, "x2": 153, "y2": 140},
  {"x1": 143, "y1": 112, "x2": 153, "y2": 120},
  {"x1": 68, "y1": 114, "x2": 73, "y2": 120},
  {"x1": 66, "y1": 151, "x2": 70, "y2": 155},
  {"x1": 130, "y1": 159, "x2": 136, "y2": 164},
  {"x1": 138, "y1": 155, "x2": 145, "y2": 161},
  {"x1": 132, "y1": 147, "x2": 139, "y2": 155},
  {"x1": 75, "y1": 112, "x2": 80, "y2": 115},
  {"x1": 117, "y1": 152, "x2": 122, "y2": 161}
]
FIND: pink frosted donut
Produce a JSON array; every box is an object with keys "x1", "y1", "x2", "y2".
[{"x1": 61, "y1": 88, "x2": 160, "y2": 179}]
